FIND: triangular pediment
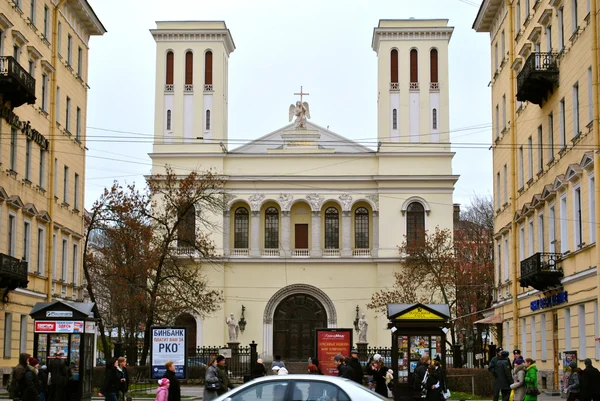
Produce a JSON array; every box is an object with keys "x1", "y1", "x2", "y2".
[
  {"x1": 514, "y1": 210, "x2": 523, "y2": 223},
  {"x1": 553, "y1": 174, "x2": 567, "y2": 191},
  {"x1": 231, "y1": 121, "x2": 374, "y2": 154},
  {"x1": 7, "y1": 195, "x2": 24, "y2": 209},
  {"x1": 531, "y1": 194, "x2": 544, "y2": 209},
  {"x1": 387, "y1": 303, "x2": 449, "y2": 321},
  {"x1": 541, "y1": 184, "x2": 555, "y2": 200},
  {"x1": 521, "y1": 202, "x2": 533, "y2": 217},
  {"x1": 580, "y1": 151, "x2": 594, "y2": 171},
  {"x1": 23, "y1": 203, "x2": 39, "y2": 216},
  {"x1": 0, "y1": 186, "x2": 8, "y2": 201},
  {"x1": 565, "y1": 164, "x2": 583, "y2": 182},
  {"x1": 37, "y1": 210, "x2": 51, "y2": 223}
]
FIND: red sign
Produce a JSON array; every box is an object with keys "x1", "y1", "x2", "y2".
[
  {"x1": 35, "y1": 322, "x2": 56, "y2": 332},
  {"x1": 34, "y1": 321, "x2": 84, "y2": 333},
  {"x1": 316, "y1": 329, "x2": 352, "y2": 376}
]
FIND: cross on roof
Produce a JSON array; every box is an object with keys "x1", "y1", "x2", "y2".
[{"x1": 294, "y1": 86, "x2": 309, "y2": 103}]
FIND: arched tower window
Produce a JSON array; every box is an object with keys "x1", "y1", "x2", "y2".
[
  {"x1": 393, "y1": 109, "x2": 398, "y2": 130},
  {"x1": 234, "y1": 207, "x2": 249, "y2": 249},
  {"x1": 432, "y1": 109, "x2": 437, "y2": 130},
  {"x1": 166, "y1": 110, "x2": 171, "y2": 130},
  {"x1": 264, "y1": 207, "x2": 279, "y2": 249},
  {"x1": 406, "y1": 202, "x2": 425, "y2": 249},
  {"x1": 354, "y1": 207, "x2": 369, "y2": 249},
  {"x1": 205, "y1": 110, "x2": 211, "y2": 130},
  {"x1": 177, "y1": 204, "x2": 195, "y2": 248},
  {"x1": 166, "y1": 51, "x2": 174, "y2": 85},
  {"x1": 410, "y1": 49, "x2": 418, "y2": 83},
  {"x1": 204, "y1": 51, "x2": 213, "y2": 86},
  {"x1": 324, "y1": 207, "x2": 339, "y2": 249},
  {"x1": 430, "y1": 48, "x2": 438, "y2": 83},
  {"x1": 185, "y1": 51, "x2": 193, "y2": 85},
  {"x1": 390, "y1": 49, "x2": 399, "y2": 83}
]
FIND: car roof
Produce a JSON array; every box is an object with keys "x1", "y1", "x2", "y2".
[{"x1": 248, "y1": 374, "x2": 351, "y2": 383}]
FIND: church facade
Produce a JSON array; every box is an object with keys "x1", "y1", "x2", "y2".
[{"x1": 148, "y1": 19, "x2": 457, "y2": 360}]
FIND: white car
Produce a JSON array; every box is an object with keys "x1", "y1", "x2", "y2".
[{"x1": 212, "y1": 374, "x2": 388, "y2": 401}]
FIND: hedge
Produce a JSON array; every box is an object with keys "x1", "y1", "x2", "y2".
[{"x1": 446, "y1": 368, "x2": 494, "y2": 397}]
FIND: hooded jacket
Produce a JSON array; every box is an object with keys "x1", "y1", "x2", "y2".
[
  {"x1": 155, "y1": 385, "x2": 168, "y2": 401},
  {"x1": 510, "y1": 364, "x2": 527, "y2": 401},
  {"x1": 524, "y1": 364, "x2": 539, "y2": 401},
  {"x1": 21, "y1": 365, "x2": 39, "y2": 401},
  {"x1": 9, "y1": 352, "x2": 31, "y2": 399}
]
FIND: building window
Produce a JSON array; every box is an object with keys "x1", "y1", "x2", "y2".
[
  {"x1": 25, "y1": 139, "x2": 32, "y2": 181},
  {"x1": 530, "y1": 316, "x2": 537, "y2": 360},
  {"x1": 503, "y1": 236, "x2": 509, "y2": 281},
  {"x1": 77, "y1": 47, "x2": 82, "y2": 77},
  {"x1": 37, "y1": 227, "x2": 45, "y2": 274},
  {"x1": 53, "y1": 158, "x2": 58, "y2": 197},
  {"x1": 546, "y1": 25, "x2": 553, "y2": 51},
  {"x1": 14, "y1": 44, "x2": 20, "y2": 62},
  {"x1": 61, "y1": 238, "x2": 68, "y2": 280},
  {"x1": 23, "y1": 220, "x2": 31, "y2": 264},
  {"x1": 548, "y1": 113, "x2": 554, "y2": 161},
  {"x1": 19, "y1": 315, "x2": 27, "y2": 353},
  {"x1": 8, "y1": 213, "x2": 16, "y2": 257},
  {"x1": 565, "y1": 308, "x2": 572, "y2": 349},
  {"x1": 10, "y1": 127, "x2": 17, "y2": 171},
  {"x1": 503, "y1": 164, "x2": 508, "y2": 204},
  {"x1": 502, "y1": 95, "x2": 506, "y2": 130},
  {"x1": 56, "y1": 86, "x2": 60, "y2": 123},
  {"x1": 501, "y1": 30, "x2": 505, "y2": 58},
  {"x1": 355, "y1": 207, "x2": 369, "y2": 249},
  {"x1": 496, "y1": 172, "x2": 501, "y2": 209},
  {"x1": 43, "y1": 5, "x2": 49, "y2": 38},
  {"x1": 521, "y1": 317, "x2": 527, "y2": 357},
  {"x1": 558, "y1": 8, "x2": 565, "y2": 51},
  {"x1": 67, "y1": 34, "x2": 72, "y2": 65},
  {"x1": 406, "y1": 202, "x2": 425, "y2": 249},
  {"x1": 559, "y1": 98, "x2": 566, "y2": 149},
  {"x1": 57, "y1": 22, "x2": 61, "y2": 55},
  {"x1": 74, "y1": 173, "x2": 79, "y2": 211},
  {"x1": 390, "y1": 49, "x2": 398, "y2": 83},
  {"x1": 518, "y1": 146, "x2": 524, "y2": 188},
  {"x1": 516, "y1": 1, "x2": 521, "y2": 29},
  {"x1": 206, "y1": 110, "x2": 210, "y2": 130},
  {"x1": 525, "y1": 0, "x2": 530, "y2": 18},
  {"x1": 72, "y1": 243, "x2": 78, "y2": 284},
  {"x1": 324, "y1": 207, "x2": 339, "y2": 249},
  {"x1": 29, "y1": 60, "x2": 34, "y2": 77},
  {"x1": 495, "y1": 105, "x2": 500, "y2": 139},
  {"x1": 264, "y1": 207, "x2": 279, "y2": 249},
  {"x1": 204, "y1": 51, "x2": 213, "y2": 85},
  {"x1": 589, "y1": 67, "x2": 594, "y2": 124},
  {"x1": 234, "y1": 207, "x2": 249, "y2": 249},
  {"x1": 572, "y1": 0, "x2": 579, "y2": 34},
  {"x1": 560, "y1": 194, "x2": 568, "y2": 253},
  {"x1": 432, "y1": 109, "x2": 437, "y2": 130},
  {"x1": 166, "y1": 110, "x2": 171, "y2": 130},
  {"x1": 41, "y1": 73, "x2": 48, "y2": 112},
  {"x1": 63, "y1": 165, "x2": 69, "y2": 203},
  {"x1": 505, "y1": 321, "x2": 511, "y2": 352},
  {"x1": 410, "y1": 49, "x2": 418, "y2": 83},
  {"x1": 528, "y1": 219, "x2": 534, "y2": 256},
  {"x1": 519, "y1": 225, "x2": 525, "y2": 261},
  {"x1": 574, "y1": 186, "x2": 583, "y2": 248},
  {"x1": 573, "y1": 83, "x2": 580, "y2": 138},
  {"x1": 51, "y1": 233, "x2": 57, "y2": 280},
  {"x1": 541, "y1": 313, "x2": 547, "y2": 360},
  {"x1": 589, "y1": 175, "x2": 596, "y2": 243},
  {"x1": 76, "y1": 107, "x2": 81, "y2": 140},
  {"x1": 549, "y1": 204, "x2": 556, "y2": 253},
  {"x1": 185, "y1": 51, "x2": 193, "y2": 85},
  {"x1": 527, "y1": 136, "x2": 533, "y2": 181},
  {"x1": 430, "y1": 48, "x2": 438, "y2": 83},
  {"x1": 4, "y1": 313, "x2": 12, "y2": 358},
  {"x1": 177, "y1": 204, "x2": 196, "y2": 248},
  {"x1": 166, "y1": 51, "x2": 174, "y2": 85},
  {"x1": 579, "y1": 304, "x2": 586, "y2": 359},
  {"x1": 29, "y1": 0, "x2": 36, "y2": 26},
  {"x1": 497, "y1": 241, "x2": 502, "y2": 282},
  {"x1": 538, "y1": 213, "x2": 545, "y2": 253},
  {"x1": 494, "y1": 43, "x2": 498, "y2": 71},
  {"x1": 537, "y1": 125, "x2": 544, "y2": 172},
  {"x1": 392, "y1": 109, "x2": 397, "y2": 130},
  {"x1": 65, "y1": 96, "x2": 71, "y2": 132}
]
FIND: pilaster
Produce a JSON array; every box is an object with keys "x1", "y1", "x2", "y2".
[
  {"x1": 341, "y1": 211, "x2": 352, "y2": 257},
  {"x1": 280, "y1": 211, "x2": 291, "y2": 257},
  {"x1": 250, "y1": 211, "x2": 260, "y2": 257},
  {"x1": 223, "y1": 211, "x2": 230, "y2": 257},
  {"x1": 372, "y1": 211, "x2": 379, "y2": 257},
  {"x1": 310, "y1": 211, "x2": 322, "y2": 257}
]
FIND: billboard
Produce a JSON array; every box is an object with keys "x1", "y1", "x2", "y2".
[
  {"x1": 34, "y1": 321, "x2": 84, "y2": 333},
  {"x1": 315, "y1": 329, "x2": 353, "y2": 376},
  {"x1": 150, "y1": 327, "x2": 187, "y2": 379}
]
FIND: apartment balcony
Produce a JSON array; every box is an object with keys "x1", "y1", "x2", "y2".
[
  {"x1": 352, "y1": 248, "x2": 371, "y2": 257},
  {"x1": 231, "y1": 248, "x2": 249, "y2": 257},
  {"x1": 0, "y1": 56, "x2": 36, "y2": 108},
  {"x1": 322, "y1": 248, "x2": 340, "y2": 257},
  {"x1": 292, "y1": 249, "x2": 309, "y2": 257},
  {"x1": 0, "y1": 253, "x2": 29, "y2": 302},
  {"x1": 261, "y1": 248, "x2": 280, "y2": 257},
  {"x1": 519, "y1": 252, "x2": 563, "y2": 291},
  {"x1": 516, "y1": 52, "x2": 559, "y2": 106}
]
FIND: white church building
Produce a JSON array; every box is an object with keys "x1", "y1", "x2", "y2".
[{"x1": 148, "y1": 19, "x2": 457, "y2": 360}]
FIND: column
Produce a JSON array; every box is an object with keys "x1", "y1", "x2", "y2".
[
  {"x1": 280, "y1": 211, "x2": 291, "y2": 257},
  {"x1": 310, "y1": 211, "x2": 322, "y2": 257},
  {"x1": 250, "y1": 211, "x2": 260, "y2": 257},
  {"x1": 372, "y1": 211, "x2": 379, "y2": 257},
  {"x1": 341, "y1": 211, "x2": 352, "y2": 257},
  {"x1": 222, "y1": 211, "x2": 230, "y2": 257}
]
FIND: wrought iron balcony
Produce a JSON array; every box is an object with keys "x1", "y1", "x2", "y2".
[
  {"x1": 519, "y1": 252, "x2": 563, "y2": 291},
  {"x1": 516, "y1": 52, "x2": 559, "y2": 106},
  {"x1": 0, "y1": 253, "x2": 29, "y2": 303},
  {"x1": 0, "y1": 56, "x2": 36, "y2": 108}
]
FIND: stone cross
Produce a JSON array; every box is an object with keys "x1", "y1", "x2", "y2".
[{"x1": 294, "y1": 86, "x2": 310, "y2": 104}]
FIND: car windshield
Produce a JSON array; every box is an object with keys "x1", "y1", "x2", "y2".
[{"x1": 345, "y1": 381, "x2": 389, "y2": 400}]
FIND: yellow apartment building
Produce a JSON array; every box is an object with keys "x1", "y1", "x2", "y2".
[
  {"x1": 0, "y1": 0, "x2": 104, "y2": 382},
  {"x1": 474, "y1": 0, "x2": 600, "y2": 390}
]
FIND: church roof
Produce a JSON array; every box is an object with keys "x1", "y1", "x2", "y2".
[{"x1": 230, "y1": 121, "x2": 375, "y2": 154}]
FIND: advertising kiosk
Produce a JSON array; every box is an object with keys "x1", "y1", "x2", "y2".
[
  {"x1": 388, "y1": 303, "x2": 450, "y2": 401},
  {"x1": 30, "y1": 301, "x2": 97, "y2": 401}
]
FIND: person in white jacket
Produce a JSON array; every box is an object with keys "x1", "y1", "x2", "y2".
[{"x1": 510, "y1": 358, "x2": 526, "y2": 401}]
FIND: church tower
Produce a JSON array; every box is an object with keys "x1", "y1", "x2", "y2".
[
  {"x1": 150, "y1": 22, "x2": 235, "y2": 153},
  {"x1": 372, "y1": 20, "x2": 453, "y2": 149}
]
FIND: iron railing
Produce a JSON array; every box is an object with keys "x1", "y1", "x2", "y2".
[
  {"x1": 520, "y1": 252, "x2": 563, "y2": 279},
  {"x1": 0, "y1": 253, "x2": 29, "y2": 296},
  {"x1": 0, "y1": 56, "x2": 36, "y2": 94},
  {"x1": 516, "y1": 52, "x2": 559, "y2": 92}
]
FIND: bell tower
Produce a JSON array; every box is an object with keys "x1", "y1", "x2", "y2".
[
  {"x1": 150, "y1": 21, "x2": 235, "y2": 154},
  {"x1": 372, "y1": 19, "x2": 453, "y2": 151}
]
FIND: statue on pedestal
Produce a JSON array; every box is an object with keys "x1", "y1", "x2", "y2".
[
  {"x1": 288, "y1": 86, "x2": 311, "y2": 129},
  {"x1": 226, "y1": 313, "x2": 239, "y2": 342},
  {"x1": 358, "y1": 314, "x2": 368, "y2": 343}
]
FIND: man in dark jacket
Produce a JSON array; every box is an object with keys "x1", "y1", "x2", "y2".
[
  {"x1": 333, "y1": 354, "x2": 354, "y2": 380},
  {"x1": 413, "y1": 355, "x2": 430, "y2": 401},
  {"x1": 47, "y1": 354, "x2": 68, "y2": 401},
  {"x1": 349, "y1": 350, "x2": 364, "y2": 384},
  {"x1": 488, "y1": 347, "x2": 503, "y2": 374},
  {"x1": 580, "y1": 358, "x2": 600, "y2": 401},
  {"x1": 9, "y1": 352, "x2": 30, "y2": 400},
  {"x1": 492, "y1": 351, "x2": 513, "y2": 401}
]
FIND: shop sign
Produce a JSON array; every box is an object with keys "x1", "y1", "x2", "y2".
[
  {"x1": 316, "y1": 329, "x2": 352, "y2": 376},
  {"x1": 530, "y1": 290, "x2": 568, "y2": 311},
  {"x1": 35, "y1": 321, "x2": 84, "y2": 333},
  {"x1": 396, "y1": 307, "x2": 444, "y2": 321},
  {"x1": 46, "y1": 311, "x2": 73, "y2": 317},
  {"x1": 150, "y1": 327, "x2": 186, "y2": 379},
  {"x1": 0, "y1": 101, "x2": 50, "y2": 150}
]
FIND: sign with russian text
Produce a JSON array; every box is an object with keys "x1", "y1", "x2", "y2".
[
  {"x1": 35, "y1": 321, "x2": 84, "y2": 333},
  {"x1": 46, "y1": 311, "x2": 73, "y2": 317},
  {"x1": 150, "y1": 327, "x2": 186, "y2": 379},
  {"x1": 396, "y1": 307, "x2": 444, "y2": 321},
  {"x1": 530, "y1": 291, "x2": 568, "y2": 311},
  {"x1": 316, "y1": 329, "x2": 352, "y2": 376}
]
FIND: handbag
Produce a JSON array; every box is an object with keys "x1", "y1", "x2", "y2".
[
  {"x1": 526, "y1": 388, "x2": 540, "y2": 396},
  {"x1": 443, "y1": 390, "x2": 451, "y2": 399},
  {"x1": 206, "y1": 381, "x2": 221, "y2": 391}
]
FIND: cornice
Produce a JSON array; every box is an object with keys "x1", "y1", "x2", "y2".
[
  {"x1": 150, "y1": 29, "x2": 235, "y2": 55},
  {"x1": 473, "y1": 0, "x2": 504, "y2": 32},
  {"x1": 372, "y1": 27, "x2": 454, "y2": 53},
  {"x1": 148, "y1": 151, "x2": 455, "y2": 159},
  {"x1": 66, "y1": 0, "x2": 106, "y2": 36}
]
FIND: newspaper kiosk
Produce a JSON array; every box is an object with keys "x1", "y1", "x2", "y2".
[
  {"x1": 30, "y1": 301, "x2": 97, "y2": 401},
  {"x1": 388, "y1": 303, "x2": 450, "y2": 401}
]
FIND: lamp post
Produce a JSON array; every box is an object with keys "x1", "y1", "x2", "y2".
[
  {"x1": 460, "y1": 328, "x2": 467, "y2": 368},
  {"x1": 473, "y1": 326, "x2": 479, "y2": 368},
  {"x1": 238, "y1": 305, "x2": 247, "y2": 333}
]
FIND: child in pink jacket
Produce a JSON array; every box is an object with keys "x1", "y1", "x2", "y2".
[{"x1": 155, "y1": 378, "x2": 170, "y2": 401}]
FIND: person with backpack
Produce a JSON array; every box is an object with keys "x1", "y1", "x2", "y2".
[{"x1": 9, "y1": 352, "x2": 31, "y2": 401}]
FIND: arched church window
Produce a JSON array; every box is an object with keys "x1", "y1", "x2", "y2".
[
  {"x1": 432, "y1": 109, "x2": 437, "y2": 130},
  {"x1": 355, "y1": 207, "x2": 369, "y2": 249},
  {"x1": 234, "y1": 207, "x2": 249, "y2": 249},
  {"x1": 393, "y1": 109, "x2": 398, "y2": 130},
  {"x1": 185, "y1": 51, "x2": 193, "y2": 85},
  {"x1": 166, "y1": 51, "x2": 174, "y2": 85},
  {"x1": 206, "y1": 110, "x2": 211, "y2": 130},
  {"x1": 264, "y1": 207, "x2": 279, "y2": 249},
  {"x1": 410, "y1": 49, "x2": 418, "y2": 83},
  {"x1": 390, "y1": 49, "x2": 399, "y2": 83},
  {"x1": 430, "y1": 48, "x2": 438, "y2": 83},
  {"x1": 166, "y1": 110, "x2": 171, "y2": 130},
  {"x1": 177, "y1": 204, "x2": 195, "y2": 248},
  {"x1": 325, "y1": 207, "x2": 339, "y2": 249},
  {"x1": 406, "y1": 202, "x2": 425, "y2": 249},
  {"x1": 205, "y1": 51, "x2": 213, "y2": 86}
]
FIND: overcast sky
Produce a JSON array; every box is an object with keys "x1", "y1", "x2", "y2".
[{"x1": 84, "y1": 0, "x2": 492, "y2": 210}]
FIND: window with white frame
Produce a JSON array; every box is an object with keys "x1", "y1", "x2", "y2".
[
  {"x1": 516, "y1": 1, "x2": 521, "y2": 29},
  {"x1": 53, "y1": 158, "x2": 58, "y2": 196},
  {"x1": 519, "y1": 146, "x2": 524, "y2": 188},
  {"x1": 43, "y1": 5, "x2": 49, "y2": 38},
  {"x1": 503, "y1": 236, "x2": 509, "y2": 282},
  {"x1": 74, "y1": 173, "x2": 79, "y2": 211},
  {"x1": 528, "y1": 136, "x2": 533, "y2": 181},
  {"x1": 503, "y1": 164, "x2": 508, "y2": 204},
  {"x1": 55, "y1": 86, "x2": 60, "y2": 123},
  {"x1": 63, "y1": 165, "x2": 69, "y2": 203},
  {"x1": 8, "y1": 213, "x2": 16, "y2": 257},
  {"x1": 19, "y1": 315, "x2": 27, "y2": 352},
  {"x1": 77, "y1": 47, "x2": 82, "y2": 77},
  {"x1": 560, "y1": 194, "x2": 568, "y2": 253},
  {"x1": 589, "y1": 67, "x2": 594, "y2": 125},
  {"x1": 497, "y1": 242, "x2": 502, "y2": 282},
  {"x1": 39, "y1": 149, "x2": 45, "y2": 189},
  {"x1": 595, "y1": 303, "x2": 600, "y2": 360},
  {"x1": 558, "y1": 8, "x2": 565, "y2": 50},
  {"x1": 37, "y1": 227, "x2": 45, "y2": 275},
  {"x1": 10, "y1": 127, "x2": 17, "y2": 171},
  {"x1": 531, "y1": 315, "x2": 537, "y2": 360},
  {"x1": 502, "y1": 95, "x2": 506, "y2": 130},
  {"x1": 57, "y1": 22, "x2": 61, "y2": 56},
  {"x1": 501, "y1": 30, "x2": 505, "y2": 58},
  {"x1": 572, "y1": 0, "x2": 579, "y2": 34},
  {"x1": 23, "y1": 220, "x2": 31, "y2": 265},
  {"x1": 65, "y1": 96, "x2": 71, "y2": 132},
  {"x1": 4, "y1": 312, "x2": 12, "y2": 357},
  {"x1": 25, "y1": 139, "x2": 32, "y2": 181},
  {"x1": 506, "y1": 320, "x2": 511, "y2": 352},
  {"x1": 589, "y1": 174, "x2": 596, "y2": 243},
  {"x1": 67, "y1": 34, "x2": 72, "y2": 65},
  {"x1": 528, "y1": 219, "x2": 534, "y2": 256},
  {"x1": 525, "y1": 0, "x2": 530, "y2": 18},
  {"x1": 494, "y1": 43, "x2": 498, "y2": 72},
  {"x1": 548, "y1": 113, "x2": 554, "y2": 161},
  {"x1": 72, "y1": 243, "x2": 78, "y2": 285},
  {"x1": 76, "y1": 107, "x2": 81, "y2": 141},
  {"x1": 52, "y1": 233, "x2": 57, "y2": 280},
  {"x1": 574, "y1": 185, "x2": 583, "y2": 249},
  {"x1": 538, "y1": 213, "x2": 544, "y2": 252},
  {"x1": 519, "y1": 225, "x2": 525, "y2": 261},
  {"x1": 579, "y1": 304, "x2": 586, "y2": 359},
  {"x1": 41, "y1": 73, "x2": 48, "y2": 112},
  {"x1": 541, "y1": 313, "x2": 547, "y2": 360},
  {"x1": 521, "y1": 317, "x2": 527, "y2": 358},
  {"x1": 549, "y1": 203, "x2": 556, "y2": 253},
  {"x1": 496, "y1": 105, "x2": 500, "y2": 139},
  {"x1": 537, "y1": 126, "x2": 544, "y2": 172},
  {"x1": 496, "y1": 173, "x2": 501, "y2": 209},
  {"x1": 61, "y1": 238, "x2": 68, "y2": 280},
  {"x1": 29, "y1": 0, "x2": 36, "y2": 26},
  {"x1": 565, "y1": 307, "x2": 572, "y2": 349},
  {"x1": 573, "y1": 83, "x2": 580, "y2": 138},
  {"x1": 546, "y1": 25, "x2": 552, "y2": 51}
]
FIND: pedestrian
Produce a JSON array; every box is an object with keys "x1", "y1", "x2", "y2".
[
  {"x1": 203, "y1": 357, "x2": 222, "y2": 401},
  {"x1": 333, "y1": 354, "x2": 353, "y2": 380},
  {"x1": 98, "y1": 358, "x2": 120, "y2": 401},
  {"x1": 22, "y1": 358, "x2": 40, "y2": 401},
  {"x1": 271, "y1": 355, "x2": 285, "y2": 370},
  {"x1": 413, "y1": 355, "x2": 431, "y2": 401},
  {"x1": 489, "y1": 347, "x2": 504, "y2": 375},
  {"x1": 37, "y1": 365, "x2": 48, "y2": 401},
  {"x1": 565, "y1": 361, "x2": 581, "y2": 401},
  {"x1": 47, "y1": 353, "x2": 68, "y2": 401},
  {"x1": 251, "y1": 359, "x2": 267, "y2": 380},
  {"x1": 510, "y1": 357, "x2": 526, "y2": 401},
  {"x1": 580, "y1": 358, "x2": 600, "y2": 401},
  {"x1": 512, "y1": 350, "x2": 522, "y2": 369},
  {"x1": 307, "y1": 358, "x2": 322, "y2": 375},
  {"x1": 492, "y1": 350, "x2": 513, "y2": 401},
  {"x1": 271, "y1": 366, "x2": 280, "y2": 375},
  {"x1": 425, "y1": 363, "x2": 442, "y2": 401},
  {"x1": 349, "y1": 349, "x2": 364, "y2": 385},
  {"x1": 432, "y1": 357, "x2": 448, "y2": 399},
  {"x1": 216, "y1": 355, "x2": 233, "y2": 396},
  {"x1": 9, "y1": 352, "x2": 30, "y2": 401},
  {"x1": 161, "y1": 361, "x2": 181, "y2": 401},
  {"x1": 117, "y1": 357, "x2": 129, "y2": 401},
  {"x1": 154, "y1": 378, "x2": 169, "y2": 401},
  {"x1": 523, "y1": 358, "x2": 539, "y2": 401},
  {"x1": 367, "y1": 357, "x2": 388, "y2": 397}
]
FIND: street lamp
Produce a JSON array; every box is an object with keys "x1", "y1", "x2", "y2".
[
  {"x1": 238, "y1": 305, "x2": 247, "y2": 333},
  {"x1": 460, "y1": 328, "x2": 467, "y2": 368}
]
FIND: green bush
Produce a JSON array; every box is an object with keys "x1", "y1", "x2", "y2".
[{"x1": 446, "y1": 368, "x2": 494, "y2": 397}]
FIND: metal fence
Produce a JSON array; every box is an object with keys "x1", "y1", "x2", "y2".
[
  {"x1": 357, "y1": 346, "x2": 393, "y2": 367},
  {"x1": 188, "y1": 343, "x2": 257, "y2": 380}
]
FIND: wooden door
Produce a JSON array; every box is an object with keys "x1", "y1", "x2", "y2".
[{"x1": 295, "y1": 224, "x2": 308, "y2": 249}]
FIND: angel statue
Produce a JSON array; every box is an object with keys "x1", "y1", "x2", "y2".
[
  {"x1": 226, "y1": 313, "x2": 239, "y2": 342},
  {"x1": 289, "y1": 101, "x2": 311, "y2": 129}
]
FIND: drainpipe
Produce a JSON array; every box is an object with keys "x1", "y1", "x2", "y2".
[{"x1": 45, "y1": 0, "x2": 66, "y2": 301}]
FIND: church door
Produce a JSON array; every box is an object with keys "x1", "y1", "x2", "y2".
[
  {"x1": 273, "y1": 294, "x2": 327, "y2": 361},
  {"x1": 295, "y1": 224, "x2": 308, "y2": 249}
]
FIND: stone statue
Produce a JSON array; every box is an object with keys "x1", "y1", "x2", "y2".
[
  {"x1": 358, "y1": 314, "x2": 368, "y2": 343},
  {"x1": 289, "y1": 101, "x2": 311, "y2": 129},
  {"x1": 226, "y1": 313, "x2": 239, "y2": 342}
]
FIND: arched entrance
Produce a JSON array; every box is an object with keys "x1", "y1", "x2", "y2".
[
  {"x1": 273, "y1": 294, "x2": 327, "y2": 361},
  {"x1": 174, "y1": 313, "x2": 197, "y2": 355}
]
